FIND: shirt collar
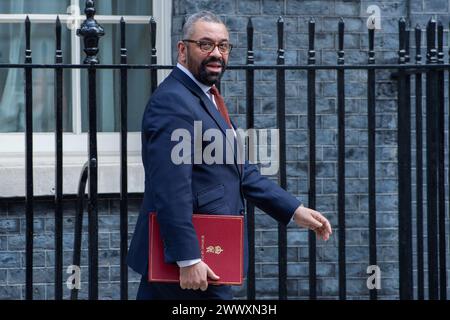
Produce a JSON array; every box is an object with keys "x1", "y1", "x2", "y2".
[{"x1": 176, "y1": 63, "x2": 212, "y2": 97}]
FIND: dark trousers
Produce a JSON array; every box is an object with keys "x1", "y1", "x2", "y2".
[{"x1": 137, "y1": 275, "x2": 233, "y2": 300}]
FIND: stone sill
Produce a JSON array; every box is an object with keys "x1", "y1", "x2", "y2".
[{"x1": 0, "y1": 152, "x2": 144, "y2": 197}]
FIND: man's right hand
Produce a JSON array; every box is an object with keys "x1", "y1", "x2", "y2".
[{"x1": 179, "y1": 261, "x2": 220, "y2": 291}]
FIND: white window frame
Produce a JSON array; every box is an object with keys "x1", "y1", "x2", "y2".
[{"x1": 0, "y1": 0, "x2": 172, "y2": 197}]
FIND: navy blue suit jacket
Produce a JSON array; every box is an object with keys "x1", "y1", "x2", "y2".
[{"x1": 127, "y1": 66, "x2": 301, "y2": 281}]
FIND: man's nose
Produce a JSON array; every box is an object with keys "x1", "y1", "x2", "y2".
[{"x1": 209, "y1": 44, "x2": 222, "y2": 58}]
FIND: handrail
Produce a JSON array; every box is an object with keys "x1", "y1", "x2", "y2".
[{"x1": 70, "y1": 161, "x2": 89, "y2": 300}]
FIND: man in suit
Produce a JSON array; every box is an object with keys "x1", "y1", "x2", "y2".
[{"x1": 127, "y1": 11, "x2": 332, "y2": 300}]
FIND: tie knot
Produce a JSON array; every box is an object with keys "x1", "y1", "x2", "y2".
[{"x1": 209, "y1": 85, "x2": 220, "y2": 96}]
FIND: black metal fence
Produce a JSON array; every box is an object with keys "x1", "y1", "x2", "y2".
[{"x1": 2, "y1": 0, "x2": 449, "y2": 300}]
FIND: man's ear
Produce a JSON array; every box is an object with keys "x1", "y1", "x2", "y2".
[{"x1": 177, "y1": 41, "x2": 187, "y2": 64}]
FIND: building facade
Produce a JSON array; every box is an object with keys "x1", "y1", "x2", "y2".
[{"x1": 1, "y1": 0, "x2": 449, "y2": 300}]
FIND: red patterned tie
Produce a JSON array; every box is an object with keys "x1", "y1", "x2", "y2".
[{"x1": 209, "y1": 85, "x2": 232, "y2": 128}]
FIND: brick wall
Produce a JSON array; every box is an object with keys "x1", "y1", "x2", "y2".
[{"x1": 0, "y1": 198, "x2": 142, "y2": 300}]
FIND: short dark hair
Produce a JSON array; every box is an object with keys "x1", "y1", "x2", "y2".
[{"x1": 182, "y1": 11, "x2": 226, "y2": 39}]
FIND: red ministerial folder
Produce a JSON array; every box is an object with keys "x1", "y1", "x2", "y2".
[{"x1": 148, "y1": 212, "x2": 244, "y2": 285}]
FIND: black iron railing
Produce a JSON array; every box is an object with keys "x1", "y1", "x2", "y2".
[{"x1": 1, "y1": 0, "x2": 449, "y2": 300}]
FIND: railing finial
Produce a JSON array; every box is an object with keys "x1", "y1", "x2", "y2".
[
  {"x1": 77, "y1": 0, "x2": 105, "y2": 64},
  {"x1": 85, "y1": 0, "x2": 95, "y2": 18}
]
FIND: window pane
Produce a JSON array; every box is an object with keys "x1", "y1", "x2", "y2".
[
  {"x1": 0, "y1": 23, "x2": 72, "y2": 133},
  {"x1": 0, "y1": 1, "x2": 151, "y2": 16},
  {"x1": 0, "y1": 0, "x2": 71, "y2": 14},
  {"x1": 81, "y1": 23, "x2": 151, "y2": 133},
  {"x1": 96, "y1": 0, "x2": 152, "y2": 16}
]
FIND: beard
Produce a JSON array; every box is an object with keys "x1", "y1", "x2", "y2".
[{"x1": 191, "y1": 56, "x2": 226, "y2": 86}]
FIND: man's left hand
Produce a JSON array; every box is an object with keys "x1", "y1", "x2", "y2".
[{"x1": 293, "y1": 205, "x2": 332, "y2": 241}]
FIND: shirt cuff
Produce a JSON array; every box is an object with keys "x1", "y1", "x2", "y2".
[
  {"x1": 176, "y1": 259, "x2": 201, "y2": 268},
  {"x1": 290, "y1": 203, "x2": 303, "y2": 223}
]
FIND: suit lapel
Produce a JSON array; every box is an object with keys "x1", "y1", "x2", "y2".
[
  {"x1": 231, "y1": 119, "x2": 244, "y2": 179},
  {"x1": 171, "y1": 68, "x2": 242, "y2": 178}
]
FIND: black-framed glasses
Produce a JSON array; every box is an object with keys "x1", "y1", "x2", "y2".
[{"x1": 182, "y1": 39, "x2": 233, "y2": 54}]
